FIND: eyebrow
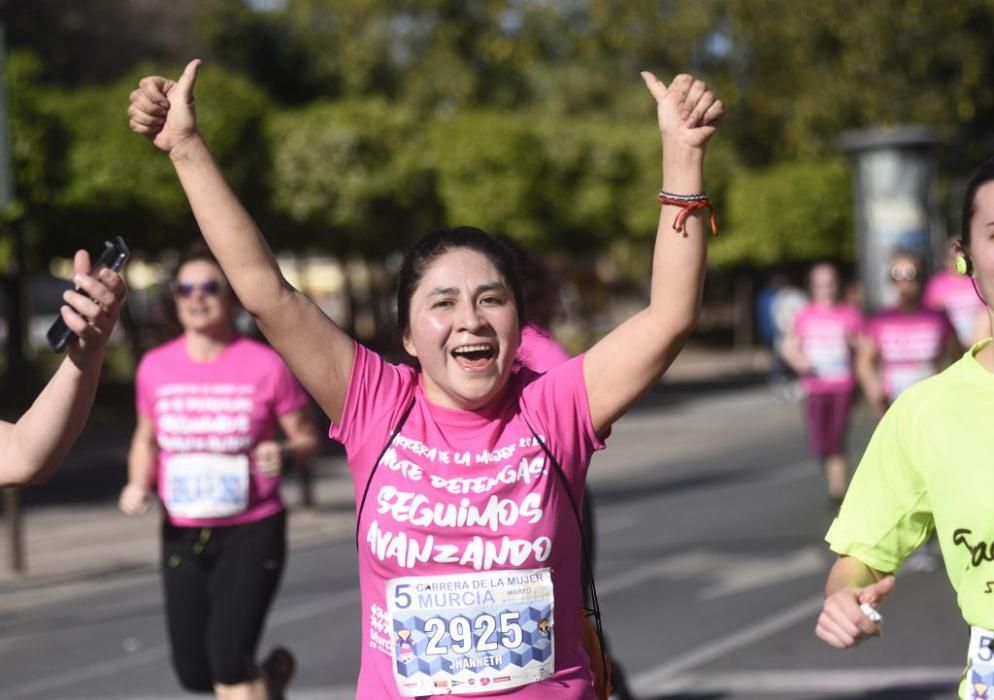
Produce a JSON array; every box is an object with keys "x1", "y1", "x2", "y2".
[{"x1": 426, "y1": 282, "x2": 507, "y2": 297}]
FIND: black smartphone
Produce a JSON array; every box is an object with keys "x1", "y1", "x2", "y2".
[{"x1": 47, "y1": 236, "x2": 130, "y2": 353}]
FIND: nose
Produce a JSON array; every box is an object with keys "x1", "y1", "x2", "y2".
[{"x1": 455, "y1": 300, "x2": 486, "y2": 333}]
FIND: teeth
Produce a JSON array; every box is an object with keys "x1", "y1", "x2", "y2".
[{"x1": 453, "y1": 344, "x2": 493, "y2": 355}]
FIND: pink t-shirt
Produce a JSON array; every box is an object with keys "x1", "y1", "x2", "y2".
[
  {"x1": 866, "y1": 308, "x2": 955, "y2": 401},
  {"x1": 136, "y1": 336, "x2": 309, "y2": 528},
  {"x1": 331, "y1": 342, "x2": 604, "y2": 699},
  {"x1": 924, "y1": 270, "x2": 982, "y2": 347},
  {"x1": 516, "y1": 325, "x2": 570, "y2": 373},
  {"x1": 791, "y1": 303, "x2": 862, "y2": 394}
]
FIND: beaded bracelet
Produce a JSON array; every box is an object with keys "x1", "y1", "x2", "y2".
[{"x1": 657, "y1": 190, "x2": 719, "y2": 236}]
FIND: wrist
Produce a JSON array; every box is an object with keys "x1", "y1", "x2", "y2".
[
  {"x1": 168, "y1": 133, "x2": 207, "y2": 164},
  {"x1": 661, "y1": 140, "x2": 706, "y2": 165}
]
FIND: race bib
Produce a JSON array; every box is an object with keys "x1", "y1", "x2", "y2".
[
  {"x1": 808, "y1": 345, "x2": 850, "y2": 380},
  {"x1": 387, "y1": 568, "x2": 555, "y2": 696},
  {"x1": 886, "y1": 363, "x2": 934, "y2": 399},
  {"x1": 163, "y1": 453, "x2": 250, "y2": 519},
  {"x1": 967, "y1": 626, "x2": 994, "y2": 699}
]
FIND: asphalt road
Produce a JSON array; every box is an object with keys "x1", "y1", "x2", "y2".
[{"x1": 0, "y1": 386, "x2": 966, "y2": 700}]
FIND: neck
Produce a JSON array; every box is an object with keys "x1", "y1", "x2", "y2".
[
  {"x1": 897, "y1": 298, "x2": 920, "y2": 313},
  {"x1": 184, "y1": 327, "x2": 236, "y2": 361}
]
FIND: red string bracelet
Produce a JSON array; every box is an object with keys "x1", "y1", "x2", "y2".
[{"x1": 656, "y1": 192, "x2": 719, "y2": 237}]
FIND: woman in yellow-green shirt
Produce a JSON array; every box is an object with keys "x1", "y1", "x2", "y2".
[{"x1": 816, "y1": 157, "x2": 994, "y2": 700}]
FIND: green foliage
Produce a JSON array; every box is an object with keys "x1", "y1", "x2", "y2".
[
  {"x1": 8, "y1": 1, "x2": 994, "y2": 271},
  {"x1": 33, "y1": 63, "x2": 272, "y2": 255},
  {"x1": 268, "y1": 99, "x2": 442, "y2": 254},
  {"x1": 713, "y1": 158, "x2": 853, "y2": 266}
]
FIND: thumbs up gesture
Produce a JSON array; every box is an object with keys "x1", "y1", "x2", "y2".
[
  {"x1": 816, "y1": 574, "x2": 895, "y2": 648},
  {"x1": 128, "y1": 59, "x2": 202, "y2": 154},
  {"x1": 640, "y1": 71, "x2": 723, "y2": 150}
]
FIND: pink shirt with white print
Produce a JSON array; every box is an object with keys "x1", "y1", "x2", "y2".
[
  {"x1": 791, "y1": 303, "x2": 863, "y2": 394},
  {"x1": 866, "y1": 307, "x2": 955, "y2": 402},
  {"x1": 924, "y1": 270, "x2": 982, "y2": 347},
  {"x1": 136, "y1": 336, "x2": 309, "y2": 528},
  {"x1": 332, "y1": 342, "x2": 604, "y2": 700}
]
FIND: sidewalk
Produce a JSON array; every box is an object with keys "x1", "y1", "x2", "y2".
[{"x1": 0, "y1": 344, "x2": 782, "y2": 606}]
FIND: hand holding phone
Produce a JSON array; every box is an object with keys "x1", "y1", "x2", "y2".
[{"x1": 47, "y1": 237, "x2": 130, "y2": 353}]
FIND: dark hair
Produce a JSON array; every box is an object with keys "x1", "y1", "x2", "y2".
[
  {"x1": 495, "y1": 234, "x2": 562, "y2": 330},
  {"x1": 961, "y1": 156, "x2": 994, "y2": 246},
  {"x1": 395, "y1": 226, "x2": 525, "y2": 337}
]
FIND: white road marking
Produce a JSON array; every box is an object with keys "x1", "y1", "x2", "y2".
[
  {"x1": 1, "y1": 587, "x2": 361, "y2": 699},
  {"x1": 631, "y1": 594, "x2": 826, "y2": 693},
  {"x1": 647, "y1": 666, "x2": 962, "y2": 694}
]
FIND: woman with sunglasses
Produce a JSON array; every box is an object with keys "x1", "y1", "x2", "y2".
[
  {"x1": 119, "y1": 243, "x2": 319, "y2": 700},
  {"x1": 816, "y1": 158, "x2": 994, "y2": 699},
  {"x1": 855, "y1": 250, "x2": 958, "y2": 418},
  {"x1": 127, "y1": 59, "x2": 721, "y2": 699}
]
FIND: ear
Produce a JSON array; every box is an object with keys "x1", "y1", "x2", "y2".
[
  {"x1": 954, "y1": 239, "x2": 973, "y2": 276},
  {"x1": 402, "y1": 330, "x2": 418, "y2": 358}
]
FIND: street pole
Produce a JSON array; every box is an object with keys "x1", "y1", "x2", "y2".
[
  {"x1": 0, "y1": 25, "x2": 25, "y2": 574},
  {"x1": 839, "y1": 126, "x2": 943, "y2": 312}
]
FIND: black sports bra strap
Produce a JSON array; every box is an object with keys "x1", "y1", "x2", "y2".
[{"x1": 355, "y1": 393, "x2": 417, "y2": 551}]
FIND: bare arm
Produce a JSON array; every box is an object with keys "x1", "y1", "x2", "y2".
[
  {"x1": 0, "y1": 256, "x2": 126, "y2": 486},
  {"x1": 816, "y1": 555, "x2": 894, "y2": 649},
  {"x1": 253, "y1": 407, "x2": 321, "y2": 478},
  {"x1": 779, "y1": 330, "x2": 811, "y2": 376},
  {"x1": 583, "y1": 73, "x2": 723, "y2": 436},
  {"x1": 119, "y1": 414, "x2": 158, "y2": 515},
  {"x1": 128, "y1": 60, "x2": 354, "y2": 423},
  {"x1": 855, "y1": 334, "x2": 886, "y2": 417}
]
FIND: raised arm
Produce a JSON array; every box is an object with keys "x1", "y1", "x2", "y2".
[
  {"x1": 0, "y1": 252, "x2": 127, "y2": 486},
  {"x1": 583, "y1": 72, "x2": 722, "y2": 435},
  {"x1": 127, "y1": 60, "x2": 354, "y2": 423}
]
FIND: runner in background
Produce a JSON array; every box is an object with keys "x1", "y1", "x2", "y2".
[
  {"x1": 0, "y1": 250, "x2": 127, "y2": 486},
  {"x1": 780, "y1": 262, "x2": 862, "y2": 505},
  {"x1": 856, "y1": 250, "x2": 958, "y2": 419},
  {"x1": 119, "y1": 243, "x2": 319, "y2": 700},
  {"x1": 815, "y1": 156, "x2": 994, "y2": 700},
  {"x1": 925, "y1": 236, "x2": 985, "y2": 347},
  {"x1": 127, "y1": 58, "x2": 722, "y2": 700}
]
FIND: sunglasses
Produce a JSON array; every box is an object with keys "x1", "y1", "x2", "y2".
[
  {"x1": 890, "y1": 265, "x2": 918, "y2": 282},
  {"x1": 174, "y1": 279, "x2": 224, "y2": 298}
]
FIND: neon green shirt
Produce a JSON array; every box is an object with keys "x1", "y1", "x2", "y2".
[{"x1": 827, "y1": 340, "x2": 994, "y2": 630}]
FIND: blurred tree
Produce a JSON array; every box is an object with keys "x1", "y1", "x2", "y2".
[
  {"x1": 33, "y1": 63, "x2": 272, "y2": 257},
  {"x1": 713, "y1": 158, "x2": 853, "y2": 266}
]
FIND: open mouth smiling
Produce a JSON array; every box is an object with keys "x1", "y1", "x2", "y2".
[{"x1": 451, "y1": 343, "x2": 497, "y2": 367}]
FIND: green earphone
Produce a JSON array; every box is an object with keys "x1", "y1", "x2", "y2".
[{"x1": 956, "y1": 254, "x2": 970, "y2": 275}]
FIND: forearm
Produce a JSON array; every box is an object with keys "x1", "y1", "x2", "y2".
[
  {"x1": 4, "y1": 354, "x2": 103, "y2": 485},
  {"x1": 825, "y1": 556, "x2": 884, "y2": 597},
  {"x1": 648, "y1": 144, "x2": 708, "y2": 336},
  {"x1": 169, "y1": 135, "x2": 290, "y2": 316},
  {"x1": 126, "y1": 437, "x2": 158, "y2": 489}
]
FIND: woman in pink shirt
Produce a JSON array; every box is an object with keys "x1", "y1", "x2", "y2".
[
  {"x1": 857, "y1": 251, "x2": 959, "y2": 418},
  {"x1": 118, "y1": 244, "x2": 319, "y2": 700},
  {"x1": 128, "y1": 59, "x2": 723, "y2": 699},
  {"x1": 781, "y1": 263, "x2": 862, "y2": 504}
]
